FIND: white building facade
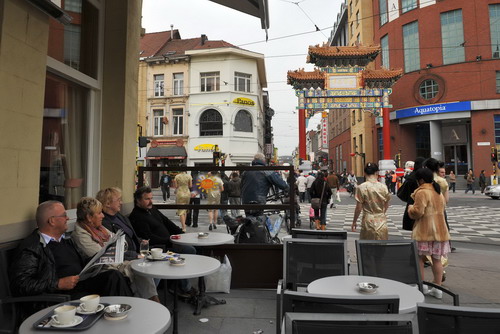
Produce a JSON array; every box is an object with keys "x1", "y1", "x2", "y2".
[{"x1": 186, "y1": 48, "x2": 267, "y2": 166}]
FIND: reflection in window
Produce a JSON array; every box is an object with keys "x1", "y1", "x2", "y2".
[
  {"x1": 234, "y1": 110, "x2": 253, "y2": 132},
  {"x1": 64, "y1": 0, "x2": 82, "y2": 13},
  {"x1": 401, "y1": 0, "x2": 417, "y2": 14},
  {"x1": 490, "y1": 4, "x2": 500, "y2": 58},
  {"x1": 380, "y1": 0, "x2": 388, "y2": 26},
  {"x1": 64, "y1": 24, "x2": 81, "y2": 70},
  {"x1": 419, "y1": 79, "x2": 439, "y2": 100},
  {"x1": 40, "y1": 74, "x2": 88, "y2": 209},
  {"x1": 200, "y1": 109, "x2": 223, "y2": 136}
]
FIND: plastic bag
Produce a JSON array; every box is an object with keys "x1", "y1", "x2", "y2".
[
  {"x1": 205, "y1": 255, "x2": 232, "y2": 293},
  {"x1": 335, "y1": 191, "x2": 341, "y2": 203}
]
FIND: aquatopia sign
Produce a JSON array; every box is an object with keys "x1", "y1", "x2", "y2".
[{"x1": 395, "y1": 101, "x2": 471, "y2": 119}]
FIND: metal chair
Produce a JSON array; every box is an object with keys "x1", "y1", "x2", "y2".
[
  {"x1": 284, "y1": 312, "x2": 417, "y2": 334},
  {"x1": 355, "y1": 240, "x2": 459, "y2": 306},
  {"x1": 291, "y1": 228, "x2": 347, "y2": 240},
  {"x1": 417, "y1": 303, "x2": 500, "y2": 334},
  {"x1": 276, "y1": 238, "x2": 348, "y2": 334}
]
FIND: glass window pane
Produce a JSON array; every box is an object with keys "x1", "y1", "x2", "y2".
[
  {"x1": 234, "y1": 110, "x2": 253, "y2": 132},
  {"x1": 380, "y1": 0, "x2": 388, "y2": 26},
  {"x1": 490, "y1": 4, "x2": 500, "y2": 58},
  {"x1": 401, "y1": 0, "x2": 417, "y2": 14},
  {"x1": 441, "y1": 10, "x2": 465, "y2": 65},
  {"x1": 381, "y1": 35, "x2": 390, "y2": 68},
  {"x1": 403, "y1": 21, "x2": 420, "y2": 72}
]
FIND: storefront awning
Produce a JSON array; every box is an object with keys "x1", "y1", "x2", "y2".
[{"x1": 146, "y1": 146, "x2": 187, "y2": 160}]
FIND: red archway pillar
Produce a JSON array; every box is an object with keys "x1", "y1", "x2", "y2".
[
  {"x1": 298, "y1": 109, "x2": 306, "y2": 159},
  {"x1": 383, "y1": 107, "x2": 391, "y2": 160}
]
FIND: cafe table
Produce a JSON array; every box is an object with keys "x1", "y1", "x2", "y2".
[
  {"x1": 19, "y1": 296, "x2": 170, "y2": 334},
  {"x1": 307, "y1": 275, "x2": 425, "y2": 313},
  {"x1": 170, "y1": 232, "x2": 233, "y2": 315},
  {"x1": 131, "y1": 254, "x2": 220, "y2": 334}
]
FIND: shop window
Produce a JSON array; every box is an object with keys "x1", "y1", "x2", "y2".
[
  {"x1": 403, "y1": 21, "x2": 420, "y2": 72},
  {"x1": 234, "y1": 72, "x2": 251, "y2": 92},
  {"x1": 490, "y1": 4, "x2": 500, "y2": 58},
  {"x1": 154, "y1": 74, "x2": 164, "y2": 97},
  {"x1": 416, "y1": 123, "x2": 430, "y2": 158},
  {"x1": 200, "y1": 72, "x2": 220, "y2": 92},
  {"x1": 495, "y1": 115, "x2": 500, "y2": 145},
  {"x1": 40, "y1": 74, "x2": 88, "y2": 209},
  {"x1": 441, "y1": 9, "x2": 465, "y2": 65},
  {"x1": 496, "y1": 71, "x2": 500, "y2": 93},
  {"x1": 173, "y1": 73, "x2": 184, "y2": 96},
  {"x1": 200, "y1": 109, "x2": 223, "y2": 136},
  {"x1": 48, "y1": 0, "x2": 99, "y2": 78},
  {"x1": 234, "y1": 110, "x2": 253, "y2": 132},
  {"x1": 419, "y1": 79, "x2": 439, "y2": 100},
  {"x1": 172, "y1": 108, "x2": 184, "y2": 135}
]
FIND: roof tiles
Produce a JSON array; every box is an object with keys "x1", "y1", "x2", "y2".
[{"x1": 308, "y1": 44, "x2": 380, "y2": 58}]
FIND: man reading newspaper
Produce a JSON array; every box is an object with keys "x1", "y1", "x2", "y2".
[{"x1": 10, "y1": 201, "x2": 133, "y2": 299}]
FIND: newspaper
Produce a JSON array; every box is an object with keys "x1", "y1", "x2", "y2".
[{"x1": 79, "y1": 230, "x2": 126, "y2": 281}]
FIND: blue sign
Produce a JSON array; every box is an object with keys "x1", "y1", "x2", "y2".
[{"x1": 395, "y1": 101, "x2": 471, "y2": 119}]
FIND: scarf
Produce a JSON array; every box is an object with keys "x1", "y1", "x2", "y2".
[{"x1": 78, "y1": 221, "x2": 110, "y2": 247}]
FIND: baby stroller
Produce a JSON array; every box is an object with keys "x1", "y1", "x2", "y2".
[
  {"x1": 223, "y1": 215, "x2": 278, "y2": 244},
  {"x1": 282, "y1": 194, "x2": 301, "y2": 233}
]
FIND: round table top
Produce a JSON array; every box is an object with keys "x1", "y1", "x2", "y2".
[
  {"x1": 307, "y1": 275, "x2": 424, "y2": 313},
  {"x1": 131, "y1": 254, "x2": 220, "y2": 279},
  {"x1": 19, "y1": 296, "x2": 170, "y2": 334},
  {"x1": 170, "y1": 232, "x2": 234, "y2": 246}
]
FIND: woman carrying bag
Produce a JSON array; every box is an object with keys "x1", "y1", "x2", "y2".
[{"x1": 309, "y1": 171, "x2": 332, "y2": 230}]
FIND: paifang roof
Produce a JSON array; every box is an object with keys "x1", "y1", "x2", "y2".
[
  {"x1": 308, "y1": 45, "x2": 381, "y2": 58},
  {"x1": 287, "y1": 68, "x2": 325, "y2": 84},
  {"x1": 362, "y1": 68, "x2": 403, "y2": 81}
]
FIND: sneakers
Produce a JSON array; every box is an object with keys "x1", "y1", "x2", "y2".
[
  {"x1": 423, "y1": 285, "x2": 430, "y2": 295},
  {"x1": 429, "y1": 288, "x2": 443, "y2": 299}
]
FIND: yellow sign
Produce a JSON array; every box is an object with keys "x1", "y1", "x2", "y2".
[
  {"x1": 194, "y1": 144, "x2": 216, "y2": 152},
  {"x1": 233, "y1": 97, "x2": 255, "y2": 106}
]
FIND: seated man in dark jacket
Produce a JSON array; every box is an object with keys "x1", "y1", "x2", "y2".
[
  {"x1": 241, "y1": 153, "x2": 289, "y2": 216},
  {"x1": 9, "y1": 201, "x2": 133, "y2": 299}
]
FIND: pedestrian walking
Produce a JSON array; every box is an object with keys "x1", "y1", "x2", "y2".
[
  {"x1": 408, "y1": 168, "x2": 451, "y2": 299},
  {"x1": 479, "y1": 170, "x2": 487, "y2": 194},
  {"x1": 448, "y1": 171, "x2": 456, "y2": 193},
  {"x1": 397, "y1": 157, "x2": 425, "y2": 231},
  {"x1": 173, "y1": 166, "x2": 192, "y2": 232},
  {"x1": 326, "y1": 170, "x2": 340, "y2": 209},
  {"x1": 296, "y1": 172, "x2": 307, "y2": 203},
  {"x1": 186, "y1": 172, "x2": 201, "y2": 228},
  {"x1": 159, "y1": 172, "x2": 171, "y2": 202},
  {"x1": 305, "y1": 172, "x2": 316, "y2": 203},
  {"x1": 309, "y1": 171, "x2": 332, "y2": 230},
  {"x1": 465, "y1": 169, "x2": 475, "y2": 194},
  {"x1": 226, "y1": 172, "x2": 242, "y2": 217},
  {"x1": 351, "y1": 163, "x2": 391, "y2": 240}
]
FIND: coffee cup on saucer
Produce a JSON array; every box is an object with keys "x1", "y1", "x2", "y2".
[
  {"x1": 79, "y1": 294, "x2": 100, "y2": 312},
  {"x1": 150, "y1": 248, "x2": 163, "y2": 259},
  {"x1": 51, "y1": 305, "x2": 76, "y2": 325}
]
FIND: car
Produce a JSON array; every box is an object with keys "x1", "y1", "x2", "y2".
[{"x1": 484, "y1": 184, "x2": 500, "y2": 199}]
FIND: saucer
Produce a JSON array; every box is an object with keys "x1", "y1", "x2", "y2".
[
  {"x1": 104, "y1": 313, "x2": 128, "y2": 321},
  {"x1": 51, "y1": 316, "x2": 83, "y2": 328},
  {"x1": 76, "y1": 303, "x2": 104, "y2": 315},
  {"x1": 146, "y1": 254, "x2": 167, "y2": 261}
]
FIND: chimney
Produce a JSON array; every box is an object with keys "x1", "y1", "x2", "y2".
[
  {"x1": 201, "y1": 34, "x2": 207, "y2": 45},
  {"x1": 170, "y1": 24, "x2": 174, "y2": 40}
]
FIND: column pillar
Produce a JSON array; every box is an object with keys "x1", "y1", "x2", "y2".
[
  {"x1": 429, "y1": 120, "x2": 443, "y2": 160},
  {"x1": 382, "y1": 107, "x2": 391, "y2": 160},
  {"x1": 298, "y1": 109, "x2": 306, "y2": 159}
]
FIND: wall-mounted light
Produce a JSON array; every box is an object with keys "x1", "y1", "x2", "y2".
[
  {"x1": 27, "y1": 0, "x2": 73, "y2": 25},
  {"x1": 426, "y1": 63, "x2": 433, "y2": 69},
  {"x1": 476, "y1": 55, "x2": 482, "y2": 61}
]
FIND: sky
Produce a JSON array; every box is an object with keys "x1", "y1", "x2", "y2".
[{"x1": 141, "y1": 0, "x2": 344, "y2": 156}]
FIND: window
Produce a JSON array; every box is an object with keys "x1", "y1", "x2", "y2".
[
  {"x1": 154, "y1": 74, "x2": 164, "y2": 97},
  {"x1": 173, "y1": 73, "x2": 184, "y2": 96},
  {"x1": 153, "y1": 109, "x2": 165, "y2": 136},
  {"x1": 403, "y1": 21, "x2": 420, "y2": 72},
  {"x1": 380, "y1": 0, "x2": 388, "y2": 26},
  {"x1": 356, "y1": 11, "x2": 360, "y2": 27},
  {"x1": 401, "y1": 0, "x2": 417, "y2": 14},
  {"x1": 377, "y1": 128, "x2": 383, "y2": 160},
  {"x1": 496, "y1": 71, "x2": 500, "y2": 93},
  {"x1": 64, "y1": 24, "x2": 81, "y2": 71},
  {"x1": 350, "y1": 22, "x2": 354, "y2": 37},
  {"x1": 490, "y1": 4, "x2": 500, "y2": 58},
  {"x1": 234, "y1": 72, "x2": 251, "y2": 92},
  {"x1": 200, "y1": 72, "x2": 220, "y2": 92},
  {"x1": 200, "y1": 109, "x2": 223, "y2": 136},
  {"x1": 64, "y1": 0, "x2": 82, "y2": 12},
  {"x1": 381, "y1": 35, "x2": 390, "y2": 68},
  {"x1": 40, "y1": 74, "x2": 88, "y2": 209},
  {"x1": 172, "y1": 108, "x2": 184, "y2": 135},
  {"x1": 441, "y1": 10, "x2": 465, "y2": 65},
  {"x1": 420, "y1": 79, "x2": 439, "y2": 100},
  {"x1": 416, "y1": 123, "x2": 430, "y2": 158},
  {"x1": 495, "y1": 115, "x2": 500, "y2": 145},
  {"x1": 234, "y1": 110, "x2": 253, "y2": 132}
]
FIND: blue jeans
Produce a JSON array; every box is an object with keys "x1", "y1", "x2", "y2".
[
  {"x1": 313, "y1": 203, "x2": 328, "y2": 225},
  {"x1": 465, "y1": 183, "x2": 475, "y2": 194}
]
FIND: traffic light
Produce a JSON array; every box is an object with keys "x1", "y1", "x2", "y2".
[
  {"x1": 138, "y1": 136, "x2": 150, "y2": 147},
  {"x1": 492, "y1": 148, "x2": 498, "y2": 162}
]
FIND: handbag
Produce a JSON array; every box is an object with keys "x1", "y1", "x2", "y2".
[{"x1": 311, "y1": 182, "x2": 326, "y2": 210}]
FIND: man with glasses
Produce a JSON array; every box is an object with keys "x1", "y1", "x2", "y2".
[{"x1": 10, "y1": 201, "x2": 133, "y2": 298}]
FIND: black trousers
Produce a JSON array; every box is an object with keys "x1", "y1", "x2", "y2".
[
  {"x1": 71, "y1": 269, "x2": 133, "y2": 299},
  {"x1": 186, "y1": 197, "x2": 200, "y2": 226},
  {"x1": 161, "y1": 185, "x2": 170, "y2": 201}
]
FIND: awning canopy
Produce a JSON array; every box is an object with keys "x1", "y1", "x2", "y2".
[
  {"x1": 146, "y1": 146, "x2": 187, "y2": 160},
  {"x1": 209, "y1": 0, "x2": 269, "y2": 29}
]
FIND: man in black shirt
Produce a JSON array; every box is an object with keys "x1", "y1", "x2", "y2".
[{"x1": 10, "y1": 201, "x2": 132, "y2": 299}]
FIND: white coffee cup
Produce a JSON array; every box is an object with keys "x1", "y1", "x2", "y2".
[
  {"x1": 150, "y1": 248, "x2": 163, "y2": 259},
  {"x1": 51, "y1": 305, "x2": 76, "y2": 325},
  {"x1": 79, "y1": 294, "x2": 100, "y2": 312}
]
